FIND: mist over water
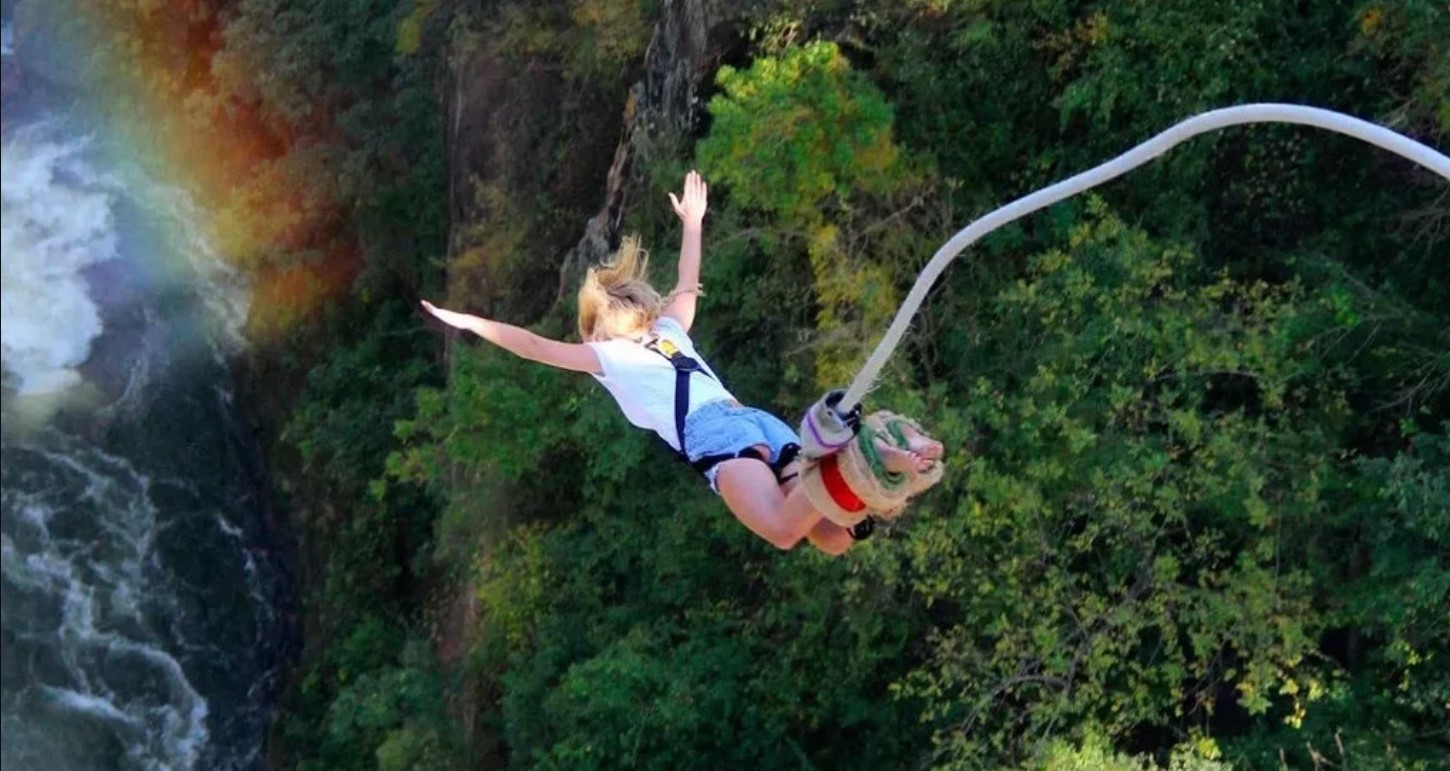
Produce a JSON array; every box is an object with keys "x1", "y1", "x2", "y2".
[
  {"x1": 1, "y1": 130, "x2": 117, "y2": 395},
  {"x1": 2, "y1": 51, "x2": 288, "y2": 771}
]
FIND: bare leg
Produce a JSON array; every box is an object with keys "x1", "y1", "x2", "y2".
[
  {"x1": 716, "y1": 447, "x2": 846, "y2": 553},
  {"x1": 779, "y1": 460, "x2": 853, "y2": 556},
  {"x1": 717, "y1": 427, "x2": 940, "y2": 553},
  {"x1": 804, "y1": 517, "x2": 854, "y2": 556}
]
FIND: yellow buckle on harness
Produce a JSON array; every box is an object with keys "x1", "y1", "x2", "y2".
[{"x1": 650, "y1": 337, "x2": 681, "y2": 358}]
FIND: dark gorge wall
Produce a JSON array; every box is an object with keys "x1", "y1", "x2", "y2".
[
  {"x1": 558, "y1": 0, "x2": 744, "y2": 280},
  {"x1": 443, "y1": 0, "x2": 743, "y2": 318}
]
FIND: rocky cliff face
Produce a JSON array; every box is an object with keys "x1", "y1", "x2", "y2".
[
  {"x1": 559, "y1": 0, "x2": 743, "y2": 283},
  {"x1": 444, "y1": 0, "x2": 742, "y2": 317}
]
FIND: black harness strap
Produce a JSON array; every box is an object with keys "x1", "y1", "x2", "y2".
[
  {"x1": 644, "y1": 336, "x2": 799, "y2": 485},
  {"x1": 689, "y1": 443, "x2": 800, "y2": 482},
  {"x1": 643, "y1": 336, "x2": 712, "y2": 460}
]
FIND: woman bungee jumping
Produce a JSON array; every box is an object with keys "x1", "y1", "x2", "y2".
[
  {"x1": 418, "y1": 107, "x2": 1449, "y2": 555},
  {"x1": 421, "y1": 171, "x2": 942, "y2": 555}
]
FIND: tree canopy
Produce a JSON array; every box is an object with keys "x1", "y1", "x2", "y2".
[{"x1": 81, "y1": 0, "x2": 1450, "y2": 768}]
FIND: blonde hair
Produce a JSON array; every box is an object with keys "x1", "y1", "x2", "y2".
[{"x1": 577, "y1": 235, "x2": 664, "y2": 341}]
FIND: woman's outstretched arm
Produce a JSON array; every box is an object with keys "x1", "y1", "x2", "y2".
[
  {"x1": 661, "y1": 170, "x2": 707, "y2": 332},
  {"x1": 421, "y1": 301, "x2": 601, "y2": 374}
]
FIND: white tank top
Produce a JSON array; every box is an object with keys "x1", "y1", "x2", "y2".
[{"x1": 585, "y1": 316, "x2": 736, "y2": 452}]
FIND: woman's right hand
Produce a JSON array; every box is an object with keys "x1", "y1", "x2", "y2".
[
  {"x1": 668, "y1": 170, "x2": 708, "y2": 226},
  {"x1": 421, "y1": 300, "x2": 478, "y2": 332}
]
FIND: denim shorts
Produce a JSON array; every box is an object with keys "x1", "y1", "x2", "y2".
[{"x1": 683, "y1": 399, "x2": 802, "y2": 492}]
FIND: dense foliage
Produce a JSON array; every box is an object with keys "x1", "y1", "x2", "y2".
[{"x1": 85, "y1": 0, "x2": 1448, "y2": 769}]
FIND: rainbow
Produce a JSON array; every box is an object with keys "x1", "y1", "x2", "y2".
[{"x1": 8, "y1": 0, "x2": 365, "y2": 343}]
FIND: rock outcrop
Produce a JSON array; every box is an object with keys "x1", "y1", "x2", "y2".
[
  {"x1": 560, "y1": 0, "x2": 743, "y2": 284},
  {"x1": 443, "y1": 0, "x2": 742, "y2": 317}
]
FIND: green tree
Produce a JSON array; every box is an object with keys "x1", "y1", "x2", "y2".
[
  {"x1": 699, "y1": 41, "x2": 902, "y2": 219},
  {"x1": 895, "y1": 201, "x2": 1356, "y2": 766}
]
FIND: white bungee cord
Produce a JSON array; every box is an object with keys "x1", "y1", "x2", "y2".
[{"x1": 799, "y1": 103, "x2": 1450, "y2": 458}]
